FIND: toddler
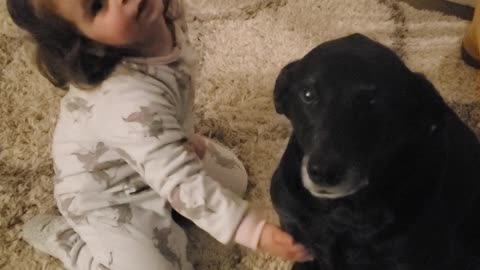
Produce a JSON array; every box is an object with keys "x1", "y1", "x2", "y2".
[{"x1": 7, "y1": 0, "x2": 310, "y2": 269}]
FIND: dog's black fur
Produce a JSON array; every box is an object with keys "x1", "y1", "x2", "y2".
[{"x1": 271, "y1": 34, "x2": 480, "y2": 270}]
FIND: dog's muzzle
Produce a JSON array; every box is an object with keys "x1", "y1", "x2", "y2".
[{"x1": 301, "y1": 156, "x2": 369, "y2": 199}]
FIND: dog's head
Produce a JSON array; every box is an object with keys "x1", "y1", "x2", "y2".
[{"x1": 274, "y1": 34, "x2": 446, "y2": 199}]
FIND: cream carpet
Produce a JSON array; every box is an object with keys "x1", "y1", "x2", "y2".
[{"x1": 1, "y1": 0, "x2": 479, "y2": 269}]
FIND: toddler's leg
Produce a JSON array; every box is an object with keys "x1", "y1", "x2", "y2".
[
  {"x1": 22, "y1": 215, "x2": 98, "y2": 270},
  {"x1": 189, "y1": 135, "x2": 248, "y2": 197},
  {"x1": 23, "y1": 201, "x2": 193, "y2": 270}
]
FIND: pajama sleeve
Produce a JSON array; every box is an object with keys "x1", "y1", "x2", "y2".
[{"x1": 92, "y1": 77, "x2": 263, "y2": 247}]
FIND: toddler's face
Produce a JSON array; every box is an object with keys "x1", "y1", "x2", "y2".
[{"x1": 48, "y1": 0, "x2": 166, "y2": 48}]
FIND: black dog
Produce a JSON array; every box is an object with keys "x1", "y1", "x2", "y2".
[{"x1": 270, "y1": 34, "x2": 480, "y2": 270}]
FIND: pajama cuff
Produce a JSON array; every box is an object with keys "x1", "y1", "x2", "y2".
[{"x1": 234, "y1": 209, "x2": 267, "y2": 250}]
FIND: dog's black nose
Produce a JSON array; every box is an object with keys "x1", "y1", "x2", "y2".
[{"x1": 307, "y1": 161, "x2": 342, "y2": 186}]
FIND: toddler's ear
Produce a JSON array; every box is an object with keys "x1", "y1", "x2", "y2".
[{"x1": 274, "y1": 60, "x2": 299, "y2": 115}]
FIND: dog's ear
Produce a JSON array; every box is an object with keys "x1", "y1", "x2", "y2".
[
  {"x1": 411, "y1": 72, "x2": 447, "y2": 132},
  {"x1": 274, "y1": 60, "x2": 299, "y2": 115}
]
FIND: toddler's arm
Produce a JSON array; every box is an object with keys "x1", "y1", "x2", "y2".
[
  {"x1": 95, "y1": 86, "x2": 246, "y2": 244},
  {"x1": 94, "y1": 77, "x2": 309, "y2": 261}
]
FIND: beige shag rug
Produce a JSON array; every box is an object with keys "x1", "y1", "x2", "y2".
[{"x1": 1, "y1": 0, "x2": 479, "y2": 269}]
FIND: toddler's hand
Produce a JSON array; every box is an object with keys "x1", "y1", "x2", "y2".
[{"x1": 258, "y1": 223, "x2": 313, "y2": 262}]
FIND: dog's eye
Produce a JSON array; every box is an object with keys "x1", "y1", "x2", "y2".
[{"x1": 300, "y1": 89, "x2": 318, "y2": 104}]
